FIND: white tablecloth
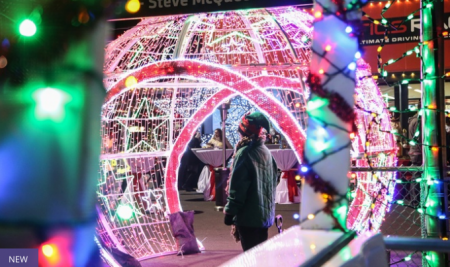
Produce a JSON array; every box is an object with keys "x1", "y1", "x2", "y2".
[
  {"x1": 193, "y1": 149, "x2": 234, "y2": 200},
  {"x1": 192, "y1": 149, "x2": 234, "y2": 166},
  {"x1": 270, "y1": 149, "x2": 301, "y2": 204},
  {"x1": 270, "y1": 149, "x2": 298, "y2": 171}
]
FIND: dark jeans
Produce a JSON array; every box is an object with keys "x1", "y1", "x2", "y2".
[{"x1": 236, "y1": 226, "x2": 268, "y2": 251}]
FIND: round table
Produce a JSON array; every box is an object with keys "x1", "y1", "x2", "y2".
[
  {"x1": 192, "y1": 149, "x2": 234, "y2": 201},
  {"x1": 270, "y1": 149, "x2": 301, "y2": 204}
]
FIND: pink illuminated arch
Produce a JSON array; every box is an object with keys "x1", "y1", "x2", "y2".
[{"x1": 106, "y1": 59, "x2": 307, "y2": 213}]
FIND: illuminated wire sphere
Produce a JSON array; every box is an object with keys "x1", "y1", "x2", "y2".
[{"x1": 98, "y1": 6, "x2": 397, "y2": 259}]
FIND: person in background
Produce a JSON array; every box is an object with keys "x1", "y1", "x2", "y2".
[
  {"x1": 204, "y1": 128, "x2": 232, "y2": 149},
  {"x1": 264, "y1": 128, "x2": 279, "y2": 145},
  {"x1": 224, "y1": 112, "x2": 278, "y2": 251},
  {"x1": 270, "y1": 128, "x2": 282, "y2": 144},
  {"x1": 390, "y1": 114, "x2": 402, "y2": 155},
  {"x1": 446, "y1": 117, "x2": 450, "y2": 165},
  {"x1": 408, "y1": 110, "x2": 422, "y2": 166},
  {"x1": 408, "y1": 107, "x2": 422, "y2": 206},
  {"x1": 183, "y1": 132, "x2": 205, "y2": 191},
  {"x1": 178, "y1": 132, "x2": 200, "y2": 190}
]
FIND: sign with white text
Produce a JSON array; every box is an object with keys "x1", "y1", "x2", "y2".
[
  {"x1": 0, "y1": 249, "x2": 38, "y2": 267},
  {"x1": 114, "y1": 0, "x2": 312, "y2": 19},
  {"x1": 361, "y1": 13, "x2": 450, "y2": 46}
]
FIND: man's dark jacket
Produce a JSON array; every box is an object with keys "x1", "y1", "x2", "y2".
[{"x1": 224, "y1": 139, "x2": 278, "y2": 228}]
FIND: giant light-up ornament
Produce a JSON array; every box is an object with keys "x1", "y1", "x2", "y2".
[{"x1": 97, "y1": 7, "x2": 396, "y2": 259}]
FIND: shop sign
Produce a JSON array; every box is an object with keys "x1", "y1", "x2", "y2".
[
  {"x1": 115, "y1": 0, "x2": 312, "y2": 18},
  {"x1": 361, "y1": 13, "x2": 450, "y2": 46}
]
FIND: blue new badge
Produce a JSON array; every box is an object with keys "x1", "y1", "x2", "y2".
[{"x1": 0, "y1": 249, "x2": 38, "y2": 266}]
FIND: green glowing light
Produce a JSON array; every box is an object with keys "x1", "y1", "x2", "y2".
[
  {"x1": 416, "y1": 178, "x2": 422, "y2": 182},
  {"x1": 405, "y1": 255, "x2": 412, "y2": 261},
  {"x1": 407, "y1": 14, "x2": 414, "y2": 20},
  {"x1": 19, "y1": 19, "x2": 37, "y2": 37},
  {"x1": 385, "y1": 3, "x2": 391, "y2": 8},
  {"x1": 306, "y1": 97, "x2": 329, "y2": 111},
  {"x1": 351, "y1": 192, "x2": 356, "y2": 198},
  {"x1": 409, "y1": 140, "x2": 417, "y2": 146},
  {"x1": 397, "y1": 200, "x2": 404, "y2": 204},
  {"x1": 301, "y1": 35, "x2": 308, "y2": 43},
  {"x1": 381, "y1": 18, "x2": 388, "y2": 25},
  {"x1": 417, "y1": 208, "x2": 424, "y2": 214},
  {"x1": 396, "y1": 179, "x2": 403, "y2": 183},
  {"x1": 426, "y1": 3, "x2": 432, "y2": 8},
  {"x1": 427, "y1": 199, "x2": 436, "y2": 207},
  {"x1": 402, "y1": 80, "x2": 409, "y2": 84},
  {"x1": 389, "y1": 106, "x2": 397, "y2": 111},
  {"x1": 311, "y1": 140, "x2": 330, "y2": 152},
  {"x1": 383, "y1": 71, "x2": 388, "y2": 77},
  {"x1": 117, "y1": 204, "x2": 134, "y2": 220},
  {"x1": 337, "y1": 205, "x2": 347, "y2": 215},
  {"x1": 33, "y1": 87, "x2": 69, "y2": 120},
  {"x1": 425, "y1": 255, "x2": 431, "y2": 261},
  {"x1": 410, "y1": 106, "x2": 417, "y2": 111},
  {"x1": 406, "y1": 50, "x2": 413, "y2": 56},
  {"x1": 414, "y1": 46, "x2": 420, "y2": 54},
  {"x1": 414, "y1": 131, "x2": 420, "y2": 137},
  {"x1": 387, "y1": 59, "x2": 394, "y2": 64}
]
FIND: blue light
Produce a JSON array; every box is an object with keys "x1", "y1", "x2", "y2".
[
  {"x1": 348, "y1": 62, "x2": 356, "y2": 70},
  {"x1": 301, "y1": 166, "x2": 308, "y2": 173},
  {"x1": 293, "y1": 213, "x2": 300, "y2": 219},
  {"x1": 355, "y1": 51, "x2": 361, "y2": 59},
  {"x1": 439, "y1": 215, "x2": 446, "y2": 219},
  {"x1": 345, "y1": 26, "x2": 353, "y2": 33},
  {"x1": 2, "y1": 38, "x2": 10, "y2": 49}
]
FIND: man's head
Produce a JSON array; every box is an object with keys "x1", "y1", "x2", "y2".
[{"x1": 238, "y1": 112, "x2": 271, "y2": 138}]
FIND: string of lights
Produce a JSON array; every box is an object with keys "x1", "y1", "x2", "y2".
[
  {"x1": 352, "y1": 91, "x2": 450, "y2": 229},
  {"x1": 360, "y1": 0, "x2": 450, "y2": 87},
  {"x1": 299, "y1": 0, "x2": 374, "y2": 231},
  {"x1": 356, "y1": 103, "x2": 450, "y2": 150}
]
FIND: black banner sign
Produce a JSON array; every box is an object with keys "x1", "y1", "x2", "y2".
[
  {"x1": 113, "y1": 0, "x2": 312, "y2": 19},
  {"x1": 361, "y1": 13, "x2": 450, "y2": 46}
]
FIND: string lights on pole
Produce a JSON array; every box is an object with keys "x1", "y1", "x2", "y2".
[{"x1": 360, "y1": 0, "x2": 450, "y2": 86}]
